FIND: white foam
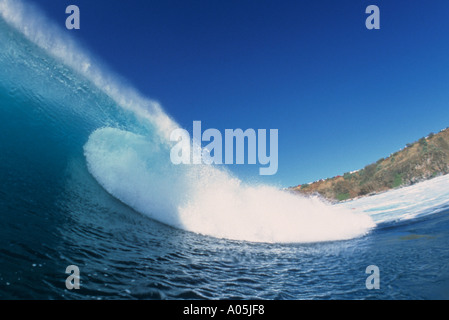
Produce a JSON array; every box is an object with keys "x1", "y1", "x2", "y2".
[
  {"x1": 85, "y1": 128, "x2": 375, "y2": 243},
  {"x1": 338, "y1": 174, "x2": 449, "y2": 224}
]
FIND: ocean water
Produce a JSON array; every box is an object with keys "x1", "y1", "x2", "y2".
[{"x1": 1, "y1": 0, "x2": 449, "y2": 300}]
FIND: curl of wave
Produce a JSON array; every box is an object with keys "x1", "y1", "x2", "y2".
[{"x1": 1, "y1": 0, "x2": 375, "y2": 243}]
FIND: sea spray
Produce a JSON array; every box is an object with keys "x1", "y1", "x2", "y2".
[{"x1": 85, "y1": 127, "x2": 375, "y2": 243}]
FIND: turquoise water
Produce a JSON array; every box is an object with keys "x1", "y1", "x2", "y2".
[{"x1": 1, "y1": 3, "x2": 449, "y2": 299}]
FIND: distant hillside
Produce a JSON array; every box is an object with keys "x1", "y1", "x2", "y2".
[{"x1": 291, "y1": 127, "x2": 449, "y2": 202}]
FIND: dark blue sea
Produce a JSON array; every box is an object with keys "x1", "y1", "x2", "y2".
[{"x1": 1, "y1": 2, "x2": 449, "y2": 300}]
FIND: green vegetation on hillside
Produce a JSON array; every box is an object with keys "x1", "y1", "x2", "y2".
[{"x1": 291, "y1": 127, "x2": 449, "y2": 201}]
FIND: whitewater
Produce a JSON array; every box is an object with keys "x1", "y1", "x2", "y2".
[{"x1": 1, "y1": 0, "x2": 449, "y2": 300}]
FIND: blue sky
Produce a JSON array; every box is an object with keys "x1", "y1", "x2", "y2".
[{"x1": 33, "y1": 0, "x2": 449, "y2": 187}]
